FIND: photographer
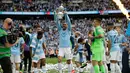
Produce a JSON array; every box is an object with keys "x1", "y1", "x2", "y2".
[{"x1": 0, "y1": 18, "x2": 18, "y2": 73}]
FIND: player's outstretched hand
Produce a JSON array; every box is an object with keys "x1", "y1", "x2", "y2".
[
  {"x1": 88, "y1": 34, "x2": 94, "y2": 38},
  {"x1": 126, "y1": 48, "x2": 130, "y2": 54},
  {"x1": 128, "y1": 51, "x2": 130, "y2": 54},
  {"x1": 21, "y1": 54, "x2": 24, "y2": 59},
  {"x1": 63, "y1": 11, "x2": 67, "y2": 14}
]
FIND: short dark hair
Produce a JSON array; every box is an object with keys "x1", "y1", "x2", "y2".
[
  {"x1": 94, "y1": 18, "x2": 101, "y2": 23},
  {"x1": 78, "y1": 38, "x2": 84, "y2": 43}
]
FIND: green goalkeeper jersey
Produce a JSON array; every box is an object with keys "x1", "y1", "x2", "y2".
[{"x1": 91, "y1": 26, "x2": 105, "y2": 53}]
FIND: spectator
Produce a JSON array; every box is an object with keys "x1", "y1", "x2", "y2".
[{"x1": 0, "y1": 0, "x2": 127, "y2": 12}]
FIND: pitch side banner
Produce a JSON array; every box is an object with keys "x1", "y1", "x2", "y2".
[{"x1": 0, "y1": 10, "x2": 130, "y2": 15}]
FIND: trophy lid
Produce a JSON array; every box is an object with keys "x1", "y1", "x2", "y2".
[{"x1": 59, "y1": 4, "x2": 64, "y2": 11}]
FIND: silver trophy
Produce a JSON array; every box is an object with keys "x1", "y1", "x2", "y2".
[{"x1": 57, "y1": 5, "x2": 64, "y2": 19}]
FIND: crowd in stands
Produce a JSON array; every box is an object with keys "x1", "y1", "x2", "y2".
[{"x1": 0, "y1": 0, "x2": 130, "y2": 12}]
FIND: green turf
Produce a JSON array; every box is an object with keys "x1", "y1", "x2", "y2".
[
  {"x1": 0, "y1": 58, "x2": 90, "y2": 73},
  {"x1": 46, "y1": 57, "x2": 66, "y2": 64}
]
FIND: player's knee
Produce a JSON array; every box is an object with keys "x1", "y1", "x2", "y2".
[
  {"x1": 41, "y1": 61, "x2": 46, "y2": 66},
  {"x1": 58, "y1": 57, "x2": 62, "y2": 63},
  {"x1": 67, "y1": 60, "x2": 71, "y2": 64},
  {"x1": 98, "y1": 61, "x2": 103, "y2": 66},
  {"x1": 41, "y1": 58, "x2": 46, "y2": 62},
  {"x1": 92, "y1": 60, "x2": 98, "y2": 66},
  {"x1": 42, "y1": 63, "x2": 45, "y2": 66},
  {"x1": 110, "y1": 60, "x2": 117, "y2": 63},
  {"x1": 33, "y1": 63, "x2": 37, "y2": 68},
  {"x1": 15, "y1": 63, "x2": 20, "y2": 70}
]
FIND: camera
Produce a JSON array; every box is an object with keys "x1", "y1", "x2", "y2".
[
  {"x1": 7, "y1": 28, "x2": 19, "y2": 44},
  {"x1": 7, "y1": 27, "x2": 22, "y2": 44}
]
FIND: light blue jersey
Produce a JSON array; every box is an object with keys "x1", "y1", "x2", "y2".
[
  {"x1": 77, "y1": 43, "x2": 84, "y2": 62},
  {"x1": 55, "y1": 13, "x2": 71, "y2": 48},
  {"x1": 118, "y1": 34, "x2": 128, "y2": 52},
  {"x1": 30, "y1": 36, "x2": 45, "y2": 55},
  {"x1": 11, "y1": 37, "x2": 25, "y2": 55},
  {"x1": 77, "y1": 43, "x2": 84, "y2": 53},
  {"x1": 31, "y1": 32, "x2": 37, "y2": 43},
  {"x1": 107, "y1": 30, "x2": 120, "y2": 52}
]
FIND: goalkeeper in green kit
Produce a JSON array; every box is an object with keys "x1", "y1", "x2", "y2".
[{"x1": 89, "y1": 18, "x2": 105, "y2": 73}]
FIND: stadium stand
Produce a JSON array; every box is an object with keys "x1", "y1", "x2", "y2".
[{"x1": 0, "y1": 0, "x2": 129, "y2": 12}]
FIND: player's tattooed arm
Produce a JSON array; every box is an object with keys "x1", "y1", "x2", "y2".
[
  {"x1": 120, "y1": 43, "x2": 128, "y2": 47},
  {"x1": 42, "y1": 43, "x2": 46, "y2": 49},
  {"x1": 20, "y1": 43, "x2": 25, "y2": 59},
  {"x1": 106, "y1": 40, "x2": 111, "y2": 56},
  {"x1": 64, "y1": 12, "x2": 71, "y2": 31},
  {"x1": 54, "y1": 11, "x2": 62, "y2": 30}
]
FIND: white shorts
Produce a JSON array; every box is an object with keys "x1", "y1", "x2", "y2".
[
  {"x1": 75, "y1": 53, "x2": 80, "y2": 62},
  {"x1": 58, "y1": 47, "x2": 72, "y2": 60},
  {"x1": 10, "y1": 54, "x2": 21, "y2": 63},
  {"x1": 110, "y1": 51, "x2": 120, "y2": 61},
  {"x1": 106, "y1": 56, "x2": 111, "y2": 64},
  {"x1": 118, "y1": 51, "x2": 122, "y2": 61},
  {"x1": 32, "y1": 53, "x2": 45, "y2": 63}
]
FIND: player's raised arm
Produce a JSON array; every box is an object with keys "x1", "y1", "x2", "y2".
[
  {"x1": 54, "y1": 11, "x2": 61, "y2": 31},
  {"x1": 64, "y1": 12, "x2": 71, "y2": 31}
]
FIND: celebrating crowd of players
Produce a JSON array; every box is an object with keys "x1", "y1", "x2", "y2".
[{"x1": 0, "y1": 11, "x2": 130, "y2": 73}]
